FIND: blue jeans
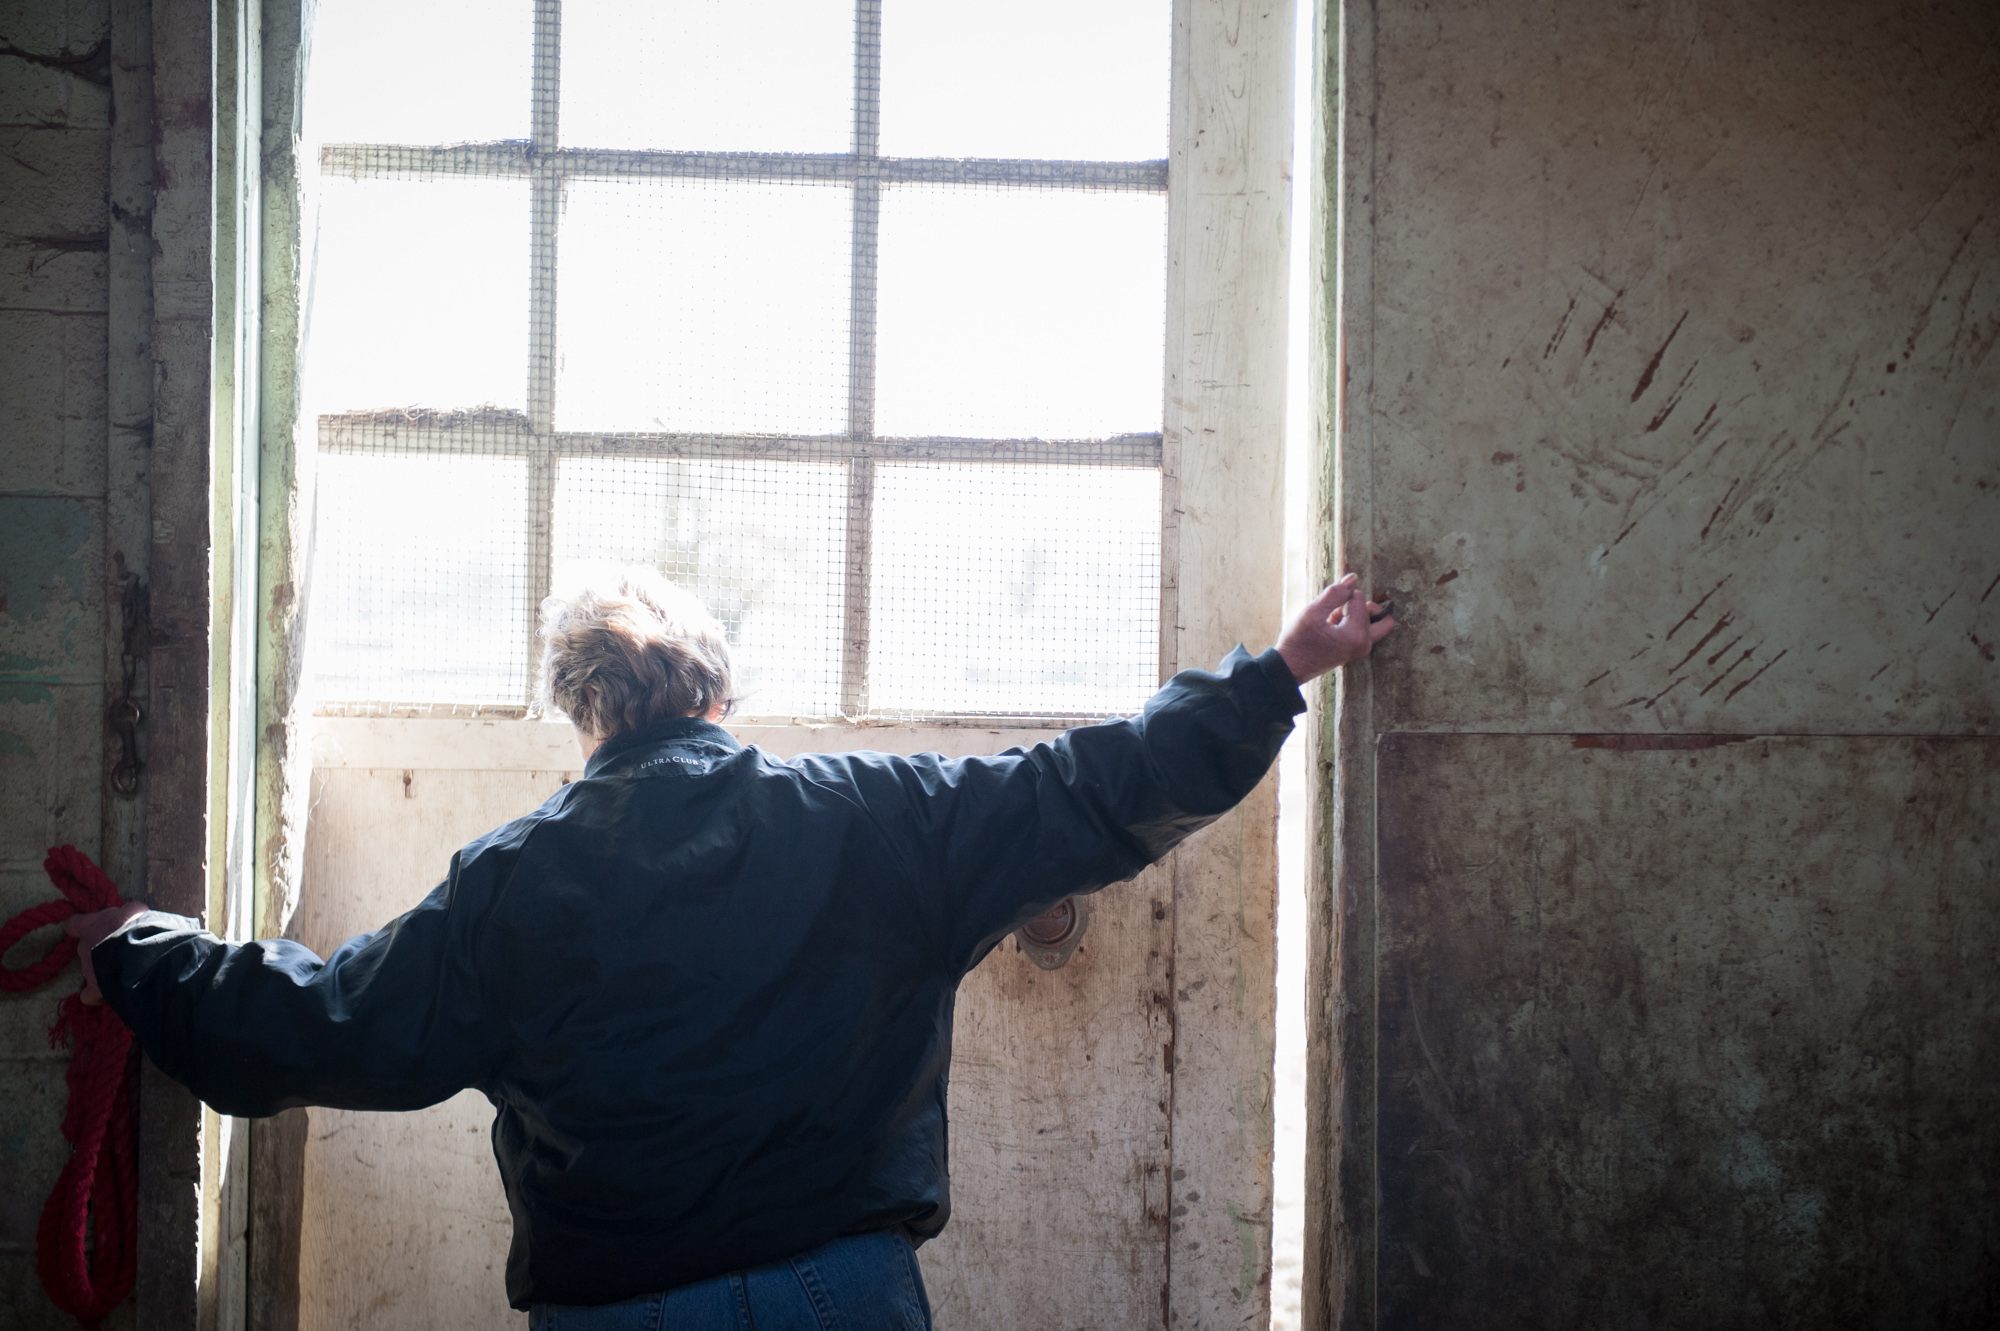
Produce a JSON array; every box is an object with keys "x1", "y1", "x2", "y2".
[{"x1": 527, "y1": 1231, "x2": 932, "y2": 1330}]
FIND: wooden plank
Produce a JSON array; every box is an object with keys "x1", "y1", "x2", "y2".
[
  {"x1": 1307, "y1": 0, "x2": 1380, "y2": 1325},
  {"x1": 1162, "y1": 0, "x2": 1295, "y2": 1325},
  {"x1": 140, "y1": 0, "x2": 212, "y2": 1324}
]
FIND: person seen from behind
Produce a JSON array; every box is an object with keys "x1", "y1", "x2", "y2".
[{"x1": 67, "y1": 565, "x2": 1394, "y2": 1329}]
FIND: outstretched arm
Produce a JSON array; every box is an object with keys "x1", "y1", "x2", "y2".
[
  {"x1": 66, "y1": 865, "x2": 506, "y2": 1117},
  {"x1": 872, "y1": 572, "x2": 1395, "y2": 968}
]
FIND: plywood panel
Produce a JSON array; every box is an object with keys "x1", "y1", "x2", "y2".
[
  {"x1": 295, "y1": 720, "x2": 1176, "y2": 1327},
  {"x1": 292, "y1": 765, "x2": 565, "y2": 1331},
  {"x1": 1375, "y1": 734, "x2": 1999, "y2": 1328}
]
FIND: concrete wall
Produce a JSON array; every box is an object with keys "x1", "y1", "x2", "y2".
[
  {"x1": 1316, "y1": 0, "x2": 1999, "y2": 1325},
  {"x1": 0, "y1": 1, "x2": 129, "y2": 1327}
]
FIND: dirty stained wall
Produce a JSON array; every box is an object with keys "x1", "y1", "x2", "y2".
[
  {"x1": 1317, "y1": 0, "x2": 1999, "y2": 1325},
  {"x1": 0, "y1": 0, "x2": 136, "y2": 1328}
]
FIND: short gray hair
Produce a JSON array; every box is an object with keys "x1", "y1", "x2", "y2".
[{"x1": 537, "y1": 567, "x2": 738, "y2": 739}]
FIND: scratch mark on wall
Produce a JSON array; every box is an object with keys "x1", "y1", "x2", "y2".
[
  {"x1": 1707, "y1": 635, "x2": 1744, "y2": 667},
  {"x1": 1981, "y1": 572, "x2": 2000, "y2": 604},
  {"x1": 1643, "y1": 677, "x2": 1685, "y2": 709},
  {"x1": 1645, "y1": 362, "x2": 1699, "y2": 432},
  {"x1": 1582, "y1": 291, "x2": 1624, "y2": 358},
  {"x1": 1723, "y1": 649, "x2": 1788, "y2": 702},
  {"x1": 1869, "y1": 662, "x2": 1892, "y2": 682},
  {"x1": 1585, "y1": 669, "x2": 1611, "y2": 688},
  {"x1": 1692, "y1": 400, "x2": 1721, "y2": 439},
  {"x1": 1905, "y1": 212, "x2": 1984, "y2": 359},
  {"x1": 1545, "y1": 299, "x2": 1577, "y2": 359},
  {"x1": 1700, "y1": 646, "x2": 1759, "y2": 696},
  {"x1": 1631, "y1": 311, "x2": 1690, "y2": 401},
  {"x1": 1671, "y1": 615, "x2": 1734, "y2": 673},
  {"x1": 1435, "y1": 569, "x2": 1459, "y2": 586},
  {"x1": 1699, "y1": 479, "x2": 1740, "y2": 539},
  {"x1": 1923, "y1": 591, "x2": 1956, "y2": 625},
  {"x1": 1666, "y1": 576, "x2": 1732, "y2": 640}
]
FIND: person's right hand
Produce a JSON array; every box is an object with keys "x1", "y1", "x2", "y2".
[{"x1": 1275, "y1": 572, "x2": 1395, "y2": 684}]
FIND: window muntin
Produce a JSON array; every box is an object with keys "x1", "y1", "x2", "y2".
[{"x1": 307, "y1": 0, "x2": 1171, "y2": 723}]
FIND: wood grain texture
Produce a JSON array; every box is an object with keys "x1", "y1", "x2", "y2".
[
  {"x1": 1162, "y1": 0, "x2": 1294, "y2": 1324},
  {"x1": 139, "y1": 0, "x2": 212, "y2": 1324}
]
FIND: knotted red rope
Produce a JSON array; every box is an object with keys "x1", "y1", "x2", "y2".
[{"x1": 0, "y1": 846, "x2": 138, "y2": 1327}]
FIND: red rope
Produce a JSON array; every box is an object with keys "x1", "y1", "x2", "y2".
[{"x1": 0, "y1": 846, "x2": 139, "y2": 1327}]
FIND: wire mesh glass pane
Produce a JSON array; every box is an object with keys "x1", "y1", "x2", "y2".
[
  {"x1": 311, "y1": 453, "x2": 531, "y2": 705},
  {"x1": 310, "y1": 176, "x2": 530, "y2": 414},
  {"x1": 869, "y1": 464, "x2": 1159, "y2": 716},
  {"x1": 553, "y1": 458, "x2": 848, "y2": 717},
  {"x1": 875, "y1": 187, "x2": 1166, "y2": 439},
  {"x1": 880, "y1": 0, "x2": 1170, "y2": 160},
  {"x1": 555, "y1": 179, "x2": 852, "y2": 434},
  {"x1": 308, "y1": 0, "x2": 532, "y2": 145},
  {"x1": 560, "y1": 0, "x2": 852, "y2": 152}
]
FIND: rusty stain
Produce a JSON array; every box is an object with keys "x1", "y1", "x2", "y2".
[
  {"x1": 1665, "y1": 576, "x2": 1732, "y2": 639},
  {"x1": 1570, "y1": 734, "x2": 1755, "y2": 751},
  {"x1": 1490, "y1": 451, "x2": 1517, "y2": 465},
  {"x1": 1630, "y1": 311, "x2": 1690, "y2": 401},
  {"x1": 1723, "y1": 648, "x2": 1788, "y2": 701},
  {"x1": 1581, "y1": 290, "x2": 1623, "y2": 357},
  {"x1": 1434, "y1": 569, "x2": 1459, "y2": 586}
]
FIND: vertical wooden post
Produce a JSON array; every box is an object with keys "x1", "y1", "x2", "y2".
[
  {"x1": 1304, "y1": 2, "x2": 1378, "y2": 1325},
  {"x1": 1162, "y1": 0, "x2": 1295, "y2": 1324},
  {"x1": 142, "y1": 0, "x2": 216, "y2": 1325}
]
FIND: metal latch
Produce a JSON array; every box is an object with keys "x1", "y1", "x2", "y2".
[{"x1": 1016, "y1": 896, "x2": 1090, "y2": 970}]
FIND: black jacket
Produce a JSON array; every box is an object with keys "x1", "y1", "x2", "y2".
[{"x1": 97, "y1": 646, "x2": 1305, "y2": 1308}]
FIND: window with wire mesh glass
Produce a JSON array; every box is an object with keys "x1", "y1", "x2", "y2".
[{"x1": 306, "y1": 0, "x2": 1170, "y2": 723}]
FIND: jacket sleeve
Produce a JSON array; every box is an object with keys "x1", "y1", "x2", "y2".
[
  {"x1": 94, "y1": 851, "x2": 508, "y2": 1118},
  {"x1": 859, "y1": 645, "x2": 1307, "y2": 971}
]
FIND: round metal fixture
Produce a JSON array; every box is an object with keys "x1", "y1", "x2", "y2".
[{"x1": 1016, "y1": 896, "x2": 1090, "y2": 970}]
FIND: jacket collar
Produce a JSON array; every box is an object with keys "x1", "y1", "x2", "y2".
[{"x1": 585, "y1": 716, "x2": 743, "y2": 779}]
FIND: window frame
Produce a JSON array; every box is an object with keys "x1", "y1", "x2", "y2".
[{"x1": 311, "y1": 0, "x2": 1172, "y2": 726}]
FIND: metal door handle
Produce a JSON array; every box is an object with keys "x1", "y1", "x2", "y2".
[{"x1": 1016, "y1": 896, "x2": 1089, "y2": 970}]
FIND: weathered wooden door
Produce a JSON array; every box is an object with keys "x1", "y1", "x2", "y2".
[{"x1": 267, "y1": 3, "x2": 1300, "y2": 1328}]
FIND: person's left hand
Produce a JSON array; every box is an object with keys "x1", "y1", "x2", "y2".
[{"x1": 63, "y1": 903, "x2": 148, "y2": 1005}]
